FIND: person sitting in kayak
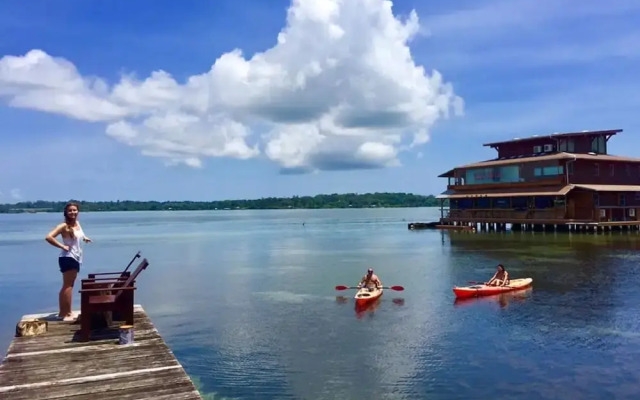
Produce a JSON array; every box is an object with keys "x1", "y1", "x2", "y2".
[
  {"x1": 357, "y1": 268, "x2": 382, "y2": 291},
  {"x1": 486, "y1": 264, "x2": 509, "y2": 287}
]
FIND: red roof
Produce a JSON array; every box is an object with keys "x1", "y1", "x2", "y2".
[
  {"x1": 482, "y1": 129, "x2": 622, "y2": 147},
  {"x1": 437, "y1": 152, "x2": 640, "y2": 177}
]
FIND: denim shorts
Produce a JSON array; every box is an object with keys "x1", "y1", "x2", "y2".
[{"x1": 59, "y1": 256, "x2": 80, "y2": 273}]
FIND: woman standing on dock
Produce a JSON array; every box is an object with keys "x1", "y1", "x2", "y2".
[{"x1": 45, "y1": 202, "x2": 92, "y2": 321}]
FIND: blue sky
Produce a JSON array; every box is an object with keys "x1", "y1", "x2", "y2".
[{"x1": 1, "y1": 0, "x2": 639, "y2": 202}]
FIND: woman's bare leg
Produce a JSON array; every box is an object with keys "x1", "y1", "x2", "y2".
[{"x1": 59, "y1": 269, "x2": 78, "y2": 317}]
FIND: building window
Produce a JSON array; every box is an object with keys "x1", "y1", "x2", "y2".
[
  {"x1": 534, "y1": 197, "x2": 554, "y2": 209},
  {"x1": 594, "y1": 163, "x2": 599, "y2": 176},
  {"x1": 594, "y1": 193, "x2": 599, "y2": 206},
  {"x1": 610, "y1": 164, "x2": 615, "y2": 176},
  {"x1": 568, "y1": 162, "x2": 574, "y2": 175},
  {"x1": 475, "y1": 198, "x2": 491, "y2": 208},
  {"x1": 512, "y1": 197, "x2": 528, "y2": 210},
  {"x1": 534, "y1": 165, "x2": 564, "y2": 177},
  {"x1": 465, "y1": 166, "x2": 520, "y2": 185},
  {"x1": 494, "y1": 198, "x2": 510, "y2": 208},
  {"x1": 635, "y1": 192, "x2": 640, "y2": 201},
  {"x1": 458, "y1": 199, "x2": 473, "y2": 209},
  {"x1": 591, "y1": 136, "x2": 606, "y2": 153},
  {"x1": 533, "y1": 145, "x2": 542, "y2": 154},
  {"x1": 558, "y1": 140, "x2": 566, "y2": 152},
  {"x1": 543, "y1": 166, "x2": 564, "y2": 175},
  {"x1": 558, "y1": 139, "x2": 576, "y2": 153},
  {"x1": 620, "y1": 194, "x2": 626, "y2": 206}
]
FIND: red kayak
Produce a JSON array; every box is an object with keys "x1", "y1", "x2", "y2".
[
  {"x1": 453, "y1": 278, "x2": 533, "y2": 299},
  {"x1": 354, "y1": 287, "x2": 383, "y2": 305}
]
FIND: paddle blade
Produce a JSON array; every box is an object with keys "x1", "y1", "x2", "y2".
[
  {"x1": 335, "y1": 285, "x2": 350, "y2": 290},
  {"x1": 390, "y1": 285, "x2": 404, "y2": 291}
]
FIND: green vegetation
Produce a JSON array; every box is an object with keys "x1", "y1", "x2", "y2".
[{"x1": 0, "y1": 192, "x2": 445, "y2": 213}]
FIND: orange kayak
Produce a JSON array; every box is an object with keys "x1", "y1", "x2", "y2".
[
  {"x1": 354, "y1": 287, "x2": 383, "y2": 305},
  {"x1": 453, "y1": 278, "x2": 533, "y2": 299}
]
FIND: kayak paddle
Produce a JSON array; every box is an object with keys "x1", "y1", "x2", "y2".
[{"x1": 335, "y1": 285, "x2": 404, "y2": 291}]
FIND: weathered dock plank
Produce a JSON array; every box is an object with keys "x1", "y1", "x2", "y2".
[{"x1": 0, "y1": 305, "x2": 202, "y2": 400}]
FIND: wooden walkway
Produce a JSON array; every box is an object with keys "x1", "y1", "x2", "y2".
[{"x1": 0, "y1": 305, "x2": 203, "y2": 400}]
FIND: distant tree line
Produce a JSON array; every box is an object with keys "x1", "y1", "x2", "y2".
[{"x1": 0, "y1": 192, "x2": 446, "y2": 213}]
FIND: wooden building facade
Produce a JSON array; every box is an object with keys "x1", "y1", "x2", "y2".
[{"x1": 437, "y1": 129, "x2": 640, "y2": 231}]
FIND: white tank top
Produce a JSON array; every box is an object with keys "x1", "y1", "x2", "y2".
[{"x1": 59, "y1": 224, "x2": 85, "y2": 263}]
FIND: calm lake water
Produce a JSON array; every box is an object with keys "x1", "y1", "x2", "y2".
[{"x1": 1, "y1": 208, "x2": 639, "y2": 399}]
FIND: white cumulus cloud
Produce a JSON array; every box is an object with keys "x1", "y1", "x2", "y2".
[{"x1": 0, "y1": 0, "x2": 463, "y2": 171}]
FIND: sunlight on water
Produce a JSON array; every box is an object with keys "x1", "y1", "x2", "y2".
[
  {"x1": 1, "y1": 208, "x2": 640, "y2": 400},
  {"x1": 253, "y1": 290, "x2": 332, "y2": 304}
]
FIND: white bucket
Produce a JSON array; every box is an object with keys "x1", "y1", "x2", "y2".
[{"x1": 119, "y1": 325, "x2": 134, "y2": 345}]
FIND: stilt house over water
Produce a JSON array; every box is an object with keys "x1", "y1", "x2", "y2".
[{"x1": 437, "y1": 129, "x2": 640, "y2": 231}]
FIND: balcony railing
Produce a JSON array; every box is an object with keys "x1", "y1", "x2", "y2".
[
  {"x1": 447, "y1": 176, "x2": 566, "y2": 191},
  {"x1": 445, "y1": 208, "x2": 566, "y2": 221}
]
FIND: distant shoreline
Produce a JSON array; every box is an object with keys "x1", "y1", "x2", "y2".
[{"x1": 0, "y1": 192, "x2": 447, "y2": 213}]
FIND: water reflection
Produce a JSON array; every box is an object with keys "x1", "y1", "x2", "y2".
[
  {"x1": 445, "y1": 232, "x2": 636, "y2": 323},
  {"x1": 3, "y1": 208, "x2": 640, "y2": 400},
  {"x1": 453, "y1": 287, "x2": 533, "y2": 309},
  {"x1": 335, "y1": 295, "x2": 405, "y2": 319},
  {"x1": 354, "y1": 298, "x2": 381, "y2": 318},
  {"x1": 392, "y1": 297, "x2": 405, "y2": 306},
  {"x1": 335, "y1": 295, "x2": 349, "y2": 304}
]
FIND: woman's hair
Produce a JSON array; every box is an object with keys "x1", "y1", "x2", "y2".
[
  {"x1": 497, "y1": 264, "x2": 505, "y2": 271},
  {"x1": 63, "y1": 202, "x2": 79, "y2": 237}
]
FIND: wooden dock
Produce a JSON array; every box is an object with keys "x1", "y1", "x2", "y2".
[{"x1": 0, "y1": 305, "x2": 203, "y2": 400}]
